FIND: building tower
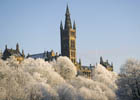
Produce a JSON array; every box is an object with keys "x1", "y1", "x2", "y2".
[{"x1": 60, "y1": 5, "x2": 76, "y2": 64}]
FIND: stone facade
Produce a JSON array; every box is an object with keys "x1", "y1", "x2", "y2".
[
  {"x1": 1, "y1": 5, "x2": 113, "y2": 79},
  {"x1": 2, "y1": 43, "x2": 25, "y2": 62},
  {"x1": 60, "y1": 5, "x2": 76, "y2": 65},
  {"x1": 100, "y1": 56, "x2": 113, "y2": 71},
  {"x1": 60, "y1": 5, "x2": 94, "y2": 78},
  {"x1": 60, "y1": 5, "x2": 113, "y2": 78}
]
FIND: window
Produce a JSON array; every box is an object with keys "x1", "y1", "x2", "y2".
[
  {"x1": 71, "y1": 40, "x2": 75, "y2": 49},
  {"x1": 71, "y1": 51, "x2": 75, "y2": 57}
]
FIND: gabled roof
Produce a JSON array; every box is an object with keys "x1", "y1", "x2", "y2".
[{"x1": 6, "y1": 49, "x2": 22, "y2": 56}]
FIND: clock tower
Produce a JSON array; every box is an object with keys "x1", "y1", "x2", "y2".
[{"x1": 60, "y1": 5, "x2": 76, "y2": 64}]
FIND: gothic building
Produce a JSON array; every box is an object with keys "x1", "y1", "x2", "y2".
[
  {"x1": 27, "y1": 5, "x2": 113, "y2": 75},
  {"x1": 60, "y1": 5, "x2": 113, "y2": 78},
  {"x1": 60, "y1": 5, "x2": 76, "y2": 65},
  {"x1": 2, "y1": 43, "x2": 25, "y2": 61},
  {"x1": 100, "y1": 56, "x2": 113, "y2": 71},
  {"x1": 1, "y1": 5, "x2": 113, "y2": 78},
  {"x1": 60, "y1": 5, "x2": 94, "y2": 78}
]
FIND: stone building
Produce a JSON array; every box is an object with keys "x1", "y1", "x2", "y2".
[
  {"x1": 26, "y1": 5, "x2": 113, "y2": 78},
  {"x1": 60, "y1": 5, "x2": 94, "y2": 78},
  {"x1": 60, "y1": 5, "x2": 76, "y2": 65},
  {"x1": 60, "y1": 5, "x2": 114, "y2": 78},
  {"x1": 100, "y1": 56, "x2": 113, "y2": 71},
  {"x1": 2, "y1": 43, "x2": 25, "y2": 61},
  {"x1": 27, "y1": 50, "x2": 60, "y2": 62}
]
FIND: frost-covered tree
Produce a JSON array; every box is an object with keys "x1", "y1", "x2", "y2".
[
  {"x1": 52, "y1": 56, "x2": 77, "y2": 80},
  {"x1": 21, "y1": 58, "x2": 65, "y2": 86},
  {"x1": 29, "y1": 83, "x2": 59, "y2": 100},
  {"x1": 92, "y1": 64, "x2": 118, "y2": 91},
  {"x1": 0, "y1": 57, "x2": 34, "y2": 100},
  {"x1": 68, "y1": 64, "x2": 118, "y2": 100},
  {"x1": 57, "y1": 83, "x2": 78, "y2": 100},
  {"x1": 92, "y1": 64, "x2": 118, "y2": 100},
  {"x1": 0, "y1": 56, "x2": 118, "y2": 100},
  {"x1": 117, "y1": 59, "x2": 140, "y2": 100}
]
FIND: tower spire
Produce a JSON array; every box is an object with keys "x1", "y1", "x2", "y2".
[
  {"x1": 65, "y1": 4, "x2": 72, "y2": 29},
  {"x1": 5, "y1": 44, "x2": 7, "y2": 50},
  {"x1": 60, "y1": 20, "x2": 63, "y2": 30},
  {"x1": 73, "y1": 20, "x2": 76, "y2": 30},
  {"x1": 100, "y1": 56, "x2": 103, "y2": 64},
  {"x1": 111, "y1": 62, "x2": 113, "y2": 67},
  {"x1": 60, "y1": 5, "x2": 76, "y2": 65},
  {"x1": 66, "y1": 4, "x2": 70, "y2": 15},
  {"x1": 79, "y1": 58, "x2": 81, "y2": 66},
  {"x1": 16, "y1": 43, "x2": 19, "y2": 52},
  {"x1": 22, "y1": 49, "x2": 25, "y2": 57}
]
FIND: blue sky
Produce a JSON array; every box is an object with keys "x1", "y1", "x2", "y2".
[{"x1": 0, "y1": 0, "x2": 140, "y2": 73}]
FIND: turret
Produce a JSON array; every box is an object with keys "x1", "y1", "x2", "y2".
[
  {"x1": 22, "y1": 49, "x2": 25, "y2": 57},
  {"x1": 16, "y1": 43, "x2": 19, "y2": 52},
  {"x1": 73, "y1": 20, "x2": 76, "y2": 30},
  {"x1": 5, "y1": 45, "x2": 7, "y2": 50},
  {"x1": 79, "y1": 58, "x2": 81, "y2": 66},
  {"x1": 111, "y1": 62, "x2": 113, "y2": 67},
  {"x1": 100, "y1": 56, "x2": 103, "y2": 64},
  {"x1": 60, "y1": 21, "x2": 63, "y2": 31}
]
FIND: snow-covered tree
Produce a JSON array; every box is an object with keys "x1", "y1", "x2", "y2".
[
  {"x1": 52, "y1": 56, "x2": 77, "y2": 80},
  {"x1": 92, "y1": 64, "x2": 118, "y2": 91},
  {"x1": 117, "y1": 59, "x2": 140, "y2": 100},
  {"x1": 57, "y1": 83, "x2": 77, "y2": 100},
  {"x1": 0, "y1": 56, "x2": 118, "y2": 100}
]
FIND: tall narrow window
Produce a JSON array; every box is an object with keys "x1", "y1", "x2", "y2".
[{"x1": 71, "y1": 40, "x2": 75, "y2": 49}]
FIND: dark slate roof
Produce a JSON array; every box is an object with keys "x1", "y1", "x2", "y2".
[
  {"x1": 6, "y1": 49, "x2": 22, "y2": 56},
  {"x1": 27, "y1": 51, "x2": 59, "y2": 61},
  {"x1": 28, "y1": 53, "x2": 47, "y2": 59}
]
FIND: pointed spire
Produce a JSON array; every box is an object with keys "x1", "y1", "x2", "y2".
[
  {"x1": 79, "y1": 58, "x2": 81, "y2": 65},
  {"x1": 111, "y1": 62, "x2": 113, "y2": 67},
  {"x1": 66, "y1": 4, "x2": 70, "y2": 15},
  {"x1": 60, "y1": 20, "x2": 63, "y2": 30},
  {"x1": 22, "y1": 49, "x2": 25, "y2": 57},
  {"x1": 100, "y1": 56, "x2": 103, "y2": 64},
  {"x1": 73, "y1": 20, "x2": 76, "y2": 30},
  {"x1": 65, "y1": 4, "x2": 72, "y2": 29},
  {"x1": 16, "y1": 43, "x2": 19, "y2": 52},
  {"x1": 5, "y1": 45, "x2": 7, "y2": 50}
]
